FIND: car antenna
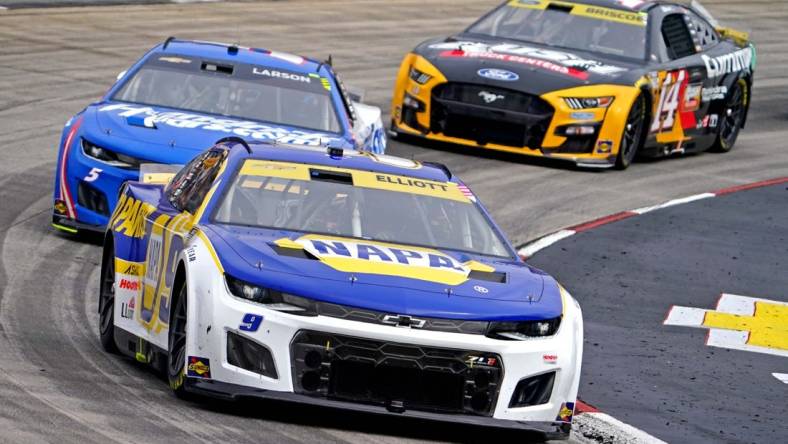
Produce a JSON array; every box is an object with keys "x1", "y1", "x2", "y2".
[
  {"x1": 317, "y1": 54, "x2": 333, "y2": 73},
  {"x1": 215, "y1": 136, "x2": 252, "y2": 154},
  {"x1": 163, "y1": 36, "x2": 176, "y2": 50}
]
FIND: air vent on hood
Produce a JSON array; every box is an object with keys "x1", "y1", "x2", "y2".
[
  {"x1": 468, "y1": 270, "x2": 507, "y2": 283},
  {"x1": 270, "y1": 244, "x2": 317, "y2": 260}
]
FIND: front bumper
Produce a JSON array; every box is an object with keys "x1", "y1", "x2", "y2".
[
  {"x1": 186, "y1": 378, "x2": 570, "y2": 439},
  {"x1": 183, "y1": 261, "x2": 583, "y2": 439},
  {"x1": 390, "y1": 54, "x2": 642, "y2": 168}
]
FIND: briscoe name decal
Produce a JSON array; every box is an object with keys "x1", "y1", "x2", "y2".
[
  {"x1": 99, "y1": 104, "x2": 334, "y2": 145},
  {"x1": 431, "y1": 41, "x2": 626, "y2": 78},
  {"x1": 702, "y1": 47, "x2": 754, "y2": 79},
  {"x1": 288, "y1": 236, "x2": 474, "y2": 285}
]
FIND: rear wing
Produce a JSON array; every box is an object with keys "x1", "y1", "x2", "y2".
[{"x1": 139, "y1": 163, "x2": 182, "y2": 185}]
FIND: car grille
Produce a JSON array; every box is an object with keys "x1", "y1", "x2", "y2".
[
  {"x1": 291, "y1": 330, "x2": 503, "y2": 416},
  {"x1": 430, "y1": 82, "x2": 554, "y2": 148}
]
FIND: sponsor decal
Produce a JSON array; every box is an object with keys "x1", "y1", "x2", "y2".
[
  {"x1": 123, "y1": 263, "x2": 142, "y2": 277},
  {"x1": 702, "y1": 47, "x2": 754, "y2": 79},
  {"x1": 121, "y1": 297, "x2": 135, "y2": 319},
  {"x1": 112, "y1": 196, "x2": 156, "y2": 239},
  {"x1": 54, "y1": 200, "x2": 68, "y2": 215},
  {"x1": 581, "y1": 6, "x2": 647, "y2": 25},
  {"x1": 282, "y1": 235, "x2": 480, "y2": 286},
  {"x1": 702, "y1": 86, "x2": 728, "y2": 102},
  {"x1": 187, "y1": 356, "x2": 211, "y2": 378},
  {"x1": 709, "y1": 114, "x2": 719, "y2": 128},
  {"x1": 477, "y1": 68, "x2": 519, "y2": 82},
  {"x1": 556, "y1": 402, "x2": 575, "y2": 423},
  {"x1": 683, "y1": 84, "x2": 702, "y2": 112},
  {"x1": 478, "y1": 90, "x2": 505, "y2": 103},
  {"x1": 98, "y1": 104, "x2": 336, "y2": 146},
  {"x1": 596, "y1": 139, "x2": 614, "y2": 154},
  {"x1": 252, "y1": 68, "x2": 311, "y2": 83},
  {"x1": 158, "y1": 56, "x2": 191, "y2": 64},
  {"x1": 473, "y1": 285, "x2": 489, "y2": 294},
  {"x1": 118, "y1": 278, "x2": 139, "y2": 291},
  {"x1": 570, "y1": 111, "x2": 595, "y2": 120},
  {"x1": 432, "y1": 41, "x2": 626, "y2": 78},
  {"x1": 543, "y1": 354, "x2": 558, "y2": 364},
  {"x1": 465, "y1": 355, "x2": 498, "y2": 367},
  {"x1": 186, "y1": 247, "x2": 196, "y2": 262}
]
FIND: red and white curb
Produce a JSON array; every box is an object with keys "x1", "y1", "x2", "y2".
[
  {"x1": 573, "y1": 400, "x2": 667, "y2": 444},
  {"x1": 519, "y1": 177, "x2": 788, "y2": 443},
  {"x1": 518, "y1": 177, "x2": 788, "y2": 260}
]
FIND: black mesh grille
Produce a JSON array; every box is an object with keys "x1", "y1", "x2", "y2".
[
  {"x1": 291, "y1": 330, "x2": 503, "y2": 416},
  {"x1": 430, "y1": 82, "x2": 554, "y2": 148}
]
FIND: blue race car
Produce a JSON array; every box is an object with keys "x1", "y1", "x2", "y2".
[
  {"x1": 53, "y1": 37, "x2": 386, "y2": 234},
  {"x1": 99, "y1": 139, "x2": 583, "y2": 440}
]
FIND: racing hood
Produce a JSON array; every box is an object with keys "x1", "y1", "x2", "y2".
[
  {"x1": 207, "y1": 225, "x2": 563, "y2": 321},
  {"x1": 414, "y1": 36, "x2": 644, "y2": 95},
  {"x1": 84, "y1": 101, "x2": 348, "y2": 164}
]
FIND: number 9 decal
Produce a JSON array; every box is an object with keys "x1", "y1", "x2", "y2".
[{"x1": 240, "y1": 313, "x2": 263, "y2": 332}]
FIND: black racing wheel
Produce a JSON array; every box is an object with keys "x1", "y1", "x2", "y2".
[
  {"x1": 616, "y1": 93, "x2": 647, "y2": 170},
  {"x1": 98, "y1": 237, "x2": 118, "y2": 353},
  {"x1": 711, "y1": 79, "x2": 748, "y2": 153},
  {"x1": 167, "y1": 283, "x2": 188, "y2": 397}
]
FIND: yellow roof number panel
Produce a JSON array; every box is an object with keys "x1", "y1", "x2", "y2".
[
  {"x1": 508, "y1": 0, "x2": 647, "y2": 27},
  {"x1": 239, "y1": 160, "x2": 470, "y2": 203}
]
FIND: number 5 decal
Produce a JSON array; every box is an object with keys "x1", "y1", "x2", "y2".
[
  {"x1": 84, "y1": 167, "x2": 102, "y2": 182},
  {"x1": 240, "y1": 313, "x2": 263, "y2": 332}
]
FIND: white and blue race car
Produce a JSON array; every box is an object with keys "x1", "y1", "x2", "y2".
[{"x1": 99, "y1": 138, "x2": 582, "y2": 440}]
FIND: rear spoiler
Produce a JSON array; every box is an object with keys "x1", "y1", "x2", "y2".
[{"x1": 139, "y1": 163, "x2": 182, "y2": 185}]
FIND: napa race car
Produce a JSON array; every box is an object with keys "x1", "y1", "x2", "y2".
[
  {"x1": 53, "y1": 38, "x2": 386, "y2": 235},
  {"x1": 391, "y1": 0, "x2": 754, "y2": 169},
  {"x1": 98, "y1": 138, "x2": 583, "y2": 440}
]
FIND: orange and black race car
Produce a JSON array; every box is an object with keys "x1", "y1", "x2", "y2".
[{"x1": 390, "y1": 0, "x2": 754, "y2": 169}]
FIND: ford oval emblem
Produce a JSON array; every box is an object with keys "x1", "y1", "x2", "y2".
[{"x1": 477, "y1": 68, "x2": 519, "y2": 82}]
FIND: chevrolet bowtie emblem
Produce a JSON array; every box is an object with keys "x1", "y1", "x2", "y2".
[{"x1": 382, "y1": 314, "x2": 426, "y2": 328}]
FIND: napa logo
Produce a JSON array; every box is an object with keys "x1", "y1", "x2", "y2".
[
  {"x1": 477, "y1": 68, "x2": 519, "y2": 82},
  {"x1": 281, "y1": 235, "x2": 473, "y2": 285}
]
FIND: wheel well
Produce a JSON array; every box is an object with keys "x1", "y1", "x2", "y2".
[{"x1": 170, "y1": 261, "x2": 187, "y2": 324}]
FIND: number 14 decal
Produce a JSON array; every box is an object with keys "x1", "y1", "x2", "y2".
[{"x1": 650, "y1": 70, "x2": 687, "y2": 132}]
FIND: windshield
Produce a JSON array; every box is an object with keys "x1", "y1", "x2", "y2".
[
  {"x1": 467, "y1": 0, "x2": 648, "y2": 61},
  {"x1": 113, "y1": 54, "x2": 341, "y2": 133},
  {"x1": 213, "y1": 160, "x2": 512, "y2": 258}
]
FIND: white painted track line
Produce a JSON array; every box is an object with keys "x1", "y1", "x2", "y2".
[
  {"x1": 631, "y1": 193, "x2": 715, "y2": 215},
  {"x1": 518, "y1": 229, "x2": 575, "y2": 258},
  {"x1": 773, "y1": 373, "x2": 788, "y2": 384}
]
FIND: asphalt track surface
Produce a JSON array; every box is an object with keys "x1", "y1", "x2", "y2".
[
  {"x1": 528, "y1": 183, "x2": 788, "y2": 443},
  {"x1": 0, "y1": 0, "x2": 786, "y2": 442}
]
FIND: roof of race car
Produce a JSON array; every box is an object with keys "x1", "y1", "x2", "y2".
[
  {"x1": 503, "y1": 0, "x2": 666, "y2": 12},
  {"x1": 152, "y1": 38, "x2": 326, "y2": 74},
  {"x1": 224, "y1": 140, "x2": 454, "y2": 183}
]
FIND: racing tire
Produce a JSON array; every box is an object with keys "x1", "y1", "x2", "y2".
[
  {"x1": 167, "y1": 283, "x2": 189, "y2": 398},
  {"x1": 615, "y1": 93, "x2": 647, "y2": 170},
  {"x1": 98, "y1": 237, "x2": 118, "y2": 354},
  {"x1": 711, "y1": 79, "x2": 748, "y2": 153}
]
